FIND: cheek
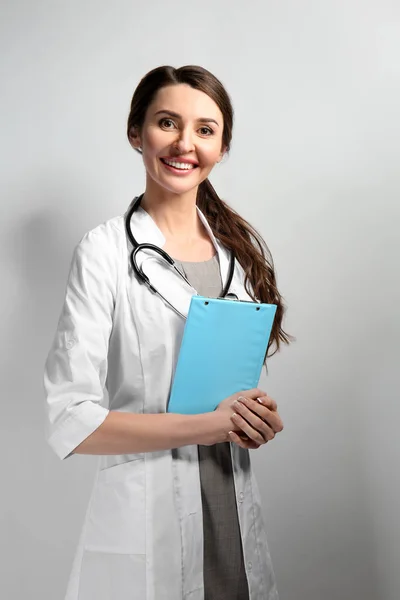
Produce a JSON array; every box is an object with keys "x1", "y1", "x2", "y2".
[
  {"x1": 199, "y1": 133, "x2": 224, "y2": 167},
  {"x1": 143, "y1": 129, "x2": 163, "y2": 156},
  {"x1": 141, "y1": 132, "x2": 166, "y2": 174},
  {"x1": 199, "y1": 146, "x2": 222, "y2": 169}
]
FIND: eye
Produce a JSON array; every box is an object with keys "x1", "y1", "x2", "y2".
[
  {"x1": 199, "y1": 126, "x2": 214, "y2": 136},
  {"x1": 159, "y1": 118, "x2": 176, "y2": 129}
]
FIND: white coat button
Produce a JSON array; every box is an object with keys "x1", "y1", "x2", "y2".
[
  {"x1": 238, "y1": 492, "x2": 244, "y2": 503},
  {"x1": 248, "y1": 561, "x2": 253, "y2": 571},
  {"x1": 66, "y1": 339, "x2": 75, "y2": 350}
]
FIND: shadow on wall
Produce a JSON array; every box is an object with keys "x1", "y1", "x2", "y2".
[
  {"x1": 3, "y1": 203, "x2": 79, "y2": 414},
  {"x1": 3, "y1": 198, "x2": 82, "y2": 412},
  {"x1": 1, "y1": 195, "x2": 95, "y2": 598}
]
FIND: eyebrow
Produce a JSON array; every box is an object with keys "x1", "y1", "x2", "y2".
[{"x1": 154, "y1": 109, "x2": 220, "y2": 127}]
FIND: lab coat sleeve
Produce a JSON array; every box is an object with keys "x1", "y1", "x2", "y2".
[{"x1": 44, "y1": 228, "x2": 117, "y2": 460}]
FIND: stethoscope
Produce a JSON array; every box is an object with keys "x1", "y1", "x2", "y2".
[{"x1": 125, "y1": 194, "x2": 237, "y2": 319}]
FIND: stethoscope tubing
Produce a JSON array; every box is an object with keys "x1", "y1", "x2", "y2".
[{"x1": 125, "y1": 195, "x2": 236, "y2": 318}]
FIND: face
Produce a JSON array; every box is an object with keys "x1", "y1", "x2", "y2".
[{"x1": 130, "y1": 84, "x2": 226, "y2": 196}]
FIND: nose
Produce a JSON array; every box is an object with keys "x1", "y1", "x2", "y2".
[{"x1": 173, "y1": 127, "x2": 195, "y2": 154}]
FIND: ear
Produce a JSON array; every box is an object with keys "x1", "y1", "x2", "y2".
[{"x1": 128, "y1": 126, "x2": 142, "y2": 151}]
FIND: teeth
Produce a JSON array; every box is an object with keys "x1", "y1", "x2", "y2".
[{"x1": 163, "y1": 159, "x2": 195, "y2": 170}]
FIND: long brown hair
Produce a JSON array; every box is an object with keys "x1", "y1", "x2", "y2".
[{"x1": 127, "y1": 65, "x2": 292, "y2": 356}]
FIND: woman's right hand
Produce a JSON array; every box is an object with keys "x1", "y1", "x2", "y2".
[{"x1": 212, "y1": 388, "x2": 283, "y2": 449}]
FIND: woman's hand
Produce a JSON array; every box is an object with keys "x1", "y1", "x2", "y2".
[{"x1": 216, "y1": 389, "x2": 284, "y2": 450}]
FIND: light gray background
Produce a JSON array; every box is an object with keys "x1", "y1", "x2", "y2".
[{"x1": 1, "y1": 1, "x2": 399, "y2": 599}]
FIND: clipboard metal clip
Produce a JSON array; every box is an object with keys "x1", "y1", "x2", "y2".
[{"x1": 220, "y1": 293, "x2": 257, "y2": 305}]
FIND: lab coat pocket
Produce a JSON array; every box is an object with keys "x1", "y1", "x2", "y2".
[{"x1": 84, "y1": 458, "x2": 145, "y2": 554}]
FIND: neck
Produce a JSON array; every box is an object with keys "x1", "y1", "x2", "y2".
[{"x1": 141, "y1": 180, "x2": 201, "y2": 243}]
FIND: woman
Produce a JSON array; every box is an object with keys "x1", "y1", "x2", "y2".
[{"x1": 44, "y1": 65, "x2": 290, "y2": 600}]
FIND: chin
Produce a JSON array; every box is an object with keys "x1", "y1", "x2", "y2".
[{"x1": 155, "y1": 175, "x2": 204, "y2": 196}]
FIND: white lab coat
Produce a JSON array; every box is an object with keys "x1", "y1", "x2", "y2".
[{"x1": 44, "y1": 200, "x2": 278, "y2": 600}]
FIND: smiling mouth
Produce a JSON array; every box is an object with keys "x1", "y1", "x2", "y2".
[{"x1": 160, "y1": 158, "x2": 198, "y2": 170}]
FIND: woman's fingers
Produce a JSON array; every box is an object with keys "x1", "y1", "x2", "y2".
[
  {"x1": 233, "y1": 390, "x2": 278, "y2": 416},
  {"x1": 234, "y1": 396, "x2": 283, "y2": 434},
  {"x1": 228, "y1": 431, "x2": 261, "y2": 450},
  {"x1": 218, "y1": 389, "x2": 283, "y2": 447},
  {"x1": 242, "y1": 389, "x2": 270, "y2": 403},
  {"x1": 257, "y1": 395, "x2": 278, "y2": 412},
  {"x1": 229, "y1": 399, "x2": 283, "y2": 444},
  {"x1": 230, "y1": 410, "x2": 267, "y2": 444}
]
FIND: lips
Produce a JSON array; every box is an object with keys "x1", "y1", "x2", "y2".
[{"x1": 160, "y1": 157, "x2": 199, "y2": 170}]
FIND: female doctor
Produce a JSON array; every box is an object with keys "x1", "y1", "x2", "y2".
[{"x1": 44, "y1": 65, "x2": 290, "y2": 600}]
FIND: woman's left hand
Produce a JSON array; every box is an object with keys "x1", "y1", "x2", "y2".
[{"x1": 228, "y1": 394, "x2": 284, "y2": 450}]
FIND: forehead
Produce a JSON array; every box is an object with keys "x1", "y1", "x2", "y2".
[{"x1": 147, "y1": 84, "x2": 223, "y2": 122}]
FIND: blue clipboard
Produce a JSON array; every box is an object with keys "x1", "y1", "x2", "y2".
[{"x1": 167, "y1": 296, "x2": 277, "y2": 414}]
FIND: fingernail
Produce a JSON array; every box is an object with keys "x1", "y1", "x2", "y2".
[{"x1": 257, "y1": 397, "x2": 263, "y2": 404}]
